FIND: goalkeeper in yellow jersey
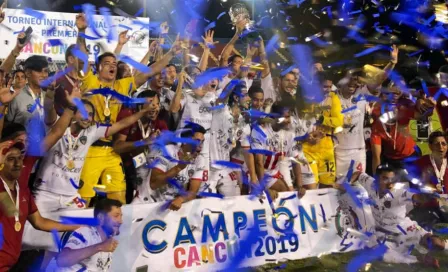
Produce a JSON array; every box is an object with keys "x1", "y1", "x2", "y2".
[{"x1": 302, "y1": 71, "x2": 343, "y2": 189}]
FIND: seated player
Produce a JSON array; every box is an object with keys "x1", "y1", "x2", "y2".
[
  {"x1": 348, "y1": 164, "x2": 447, "y2": 267},
  {"x1": 250, "y1": 102, "x2": 305, "y2": 199},
  {"x1": 56, "y1": 199, "x2": 123, "y2": 271},
  {"x1": 132, "y1": 123, "x2": 208, "y2": 211}
]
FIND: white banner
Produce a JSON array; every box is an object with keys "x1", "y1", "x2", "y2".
[
  {"x1": 22, "y1": 188, "x2": 376, "y2": 271},
  {"x1": 0, "y1": 9, "x2": 150, "y2": 61}
]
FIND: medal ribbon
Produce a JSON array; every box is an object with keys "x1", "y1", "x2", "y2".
[{"x1": 1, "y1": 178, "x2": 19, "y2": 227}]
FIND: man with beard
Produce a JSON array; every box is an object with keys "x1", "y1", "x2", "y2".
[
  {"x1": 56, "y1": 199, "x2": 123, "y2": 271},
  {"x1": 371, "y1": 82, "x2": 436, "y2": 172},
  {"x1": 209, "y1": 81, "x2": 249, "y2": 196},
  {"x1": 114, "y1": 90, "x2": 168, "y2": 202},
  {"x1": 11, "y1": 69, "x2": 26, "y2": 93},
  {"x1": 75, "y1": 13, "x2": 182, "y2": 204},
  {"x1": 132, "y1": 123, "x2": 207, "y2": 211},
  {"x1": 301, "y1": 72, "x2": 344, "y2": 189},
  {"x1": 335, "y1": 77, "x2": 368, "y2": 177},
  {"x1": 33, "y1": 97, "x2": 153, "y2": 212},
  {"x1": 0, "y1": 141, "x2": 80, "y2": 271},
  {"x1": 7, "y1": 55, "x2": 49, "y2": 127},
  {"x1": 250, "y1": 102, "x2": 305, "y2": 199}
]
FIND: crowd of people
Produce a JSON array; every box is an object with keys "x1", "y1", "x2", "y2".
[{"x1": 0, "y1": 6, "x2": 448, "y2": 272}]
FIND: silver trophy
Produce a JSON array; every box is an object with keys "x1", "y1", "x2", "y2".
[{"x1": 229, "y1": 3, "x2": 260, "y2": 43}]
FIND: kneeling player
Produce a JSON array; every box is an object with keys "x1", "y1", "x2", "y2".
[
  {"x1": 348, "y1": 164, "x2": 447, "y2": 267},
  {"x1": 132, "y1": 123, "x2": 208, "y2": 211},
  {"x1": 250, "y1": 102, "x2": 305, "y2": 199}
]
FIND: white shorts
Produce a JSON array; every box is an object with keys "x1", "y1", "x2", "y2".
[
  {"x1": 210, "y1": 168, "x2": 241, "y2": 197},
  {"x1": 34, "y1": 190, "x2": 86, "y2": 213},
  {"x1": 335, "y1": 148, "x2": 366, "y2": 178}
]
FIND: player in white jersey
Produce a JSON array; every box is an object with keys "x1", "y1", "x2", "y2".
[
  {"x1": 132, "y1": 123, "x2": 208, "y2": 211},
  {"x1": 33, "y1": 99, "x2": 153, "y2": 212},
  {"x1": 56, "y1": 199, "x2": 123, "y2": 271},
  {"x1": 344, "y1": 165, "x2": 446, "y2": 267},
  {"x1": 250, "y1": 102, "x2": 305, "y2": 197},
  {"x1": 335, "y1": 78, "x2": 368, "y2": 178},
  {"x1": 209, "y1": 81, "x2": 251, "y2": 196}
]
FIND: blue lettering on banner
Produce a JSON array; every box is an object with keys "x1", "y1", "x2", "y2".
[
  {"x1": 272, "y1": 207, "x2": 294, "y2": 233},
  {"x1": 141, "y1": 219, "x2": 168, "y2": 254},
  {"x1": 173, "y1": 217, "x2": 196, "y2": 247},
  {"x1": 299, "y1": 204, "x2": 318, "y2": 234},
  {"x1": 253, "y1": 209, "x2": 268, "y2": 237},
  {"x1": 233, "y1": 211, "x2": 247, "y2": 238},
  {"x1": 201, "y1": 214, "x2": 229, "y2": 243}
]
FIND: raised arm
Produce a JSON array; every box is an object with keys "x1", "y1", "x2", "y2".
[
  {"x1": 169, "y1": 72, "x2": 185, "y2": 114},
  {"x1": 28, "y1": 211, "x2": 78, "y2": 232},
  {"x1": 43, "y1": 86, "x2": 58, "y2": 127},
  {"x1": 258, "y1": 38, "x2": 270, "y2": 78},
  {"x1": 150, "y1": 164, "x2": 186, "y2": 190},
  {"x1": 75, "y1": 13, "x2": 90, "y2": 75},
  {"x1": 41, "y1": 89, "x2": 80, "y2": 152},
  {"x1": 134, "y1": 36, "x2": 182, "y2": 88},
  {"x1": 219, "y1": 22, "x2": 244, "y2": 67},
  {"x1": 0, "y1": 32, "x2": 29, "y2": 74},
  {"x1": 114, "y1": 30, "x2": 130, "y2": 56},
  {"x1": 321, "y1": 93, "x2": 344, "y2": 128},
  {"x1": 198, "y1": 30, "x2": 216, "y2": 72},
  {"x1": 106, "y1": 108, "x2": 150, "y2": 137}
]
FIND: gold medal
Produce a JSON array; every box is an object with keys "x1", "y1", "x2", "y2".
[
  {"x1": 104, "y1": 107, "x2": 111, "y2": 117},
  {"x1": 14, "y1": 221, "x2": 21, "y2": 232},
  {"x1": 67, "y1": 159, "x2": 75, "y2": 170}
]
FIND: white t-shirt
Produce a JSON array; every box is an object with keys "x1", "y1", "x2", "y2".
[
  {"x1": 357, "y1": 173, "x2": 414, "y2": 233},
  {"x1": 218, "y1": 75, "x2": 253, "y2": 91},
  {"x1": 34, "y1": 126, "x2": 108, "y2": 196},
  {"x1": 58, "y1": 226, "x2": 112, "y2": 272},
  {"x1": 251, "y1": 124, "x2": 299, "y2": 176},
  {"x1": 336, "y1": 94, "x2": 367, "y2": 150},
  {"x1": 178, "y1": 90, "x2": 215, "y2": 130},
  {"x1": 135, "y1": 145, "x2": 208, "y2": 202},
  {"x1": 230, "y1": 123, "x2": 251, "y2": 171},
  {"x1": 260, "y1": 74, "x2": 278, "y2": 101},
  {"x1": 210, "y1": 105, "x2": 234, "y2": 168}
]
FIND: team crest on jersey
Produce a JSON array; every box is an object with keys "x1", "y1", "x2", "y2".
[
  {"x1": 27, "y1": 104, "x2": 34, "y2": 112},
  {"x1": 335, "y1": 198, "x2": 362, "y2": 237},
  {"x1": 188, "y1": 169, "x2": 194, "y2": 178},
  {"x1": 80, "y1": 136, "x2": 87, "y2": 145}
]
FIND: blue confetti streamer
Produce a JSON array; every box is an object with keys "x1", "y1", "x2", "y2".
[
  {"x1": 99, "y1": 7, "x2": 117, "y2": 43},
  {"x1": 340, "y1": 242, "x2": 354, "y2": 252},
  {"x1": 51, "y1": 229, "x2": 61, "y2": 251},
  {"x1": 197, "y1": 192, "x2": 224, "y2": 199},
  {"x1": 294, "y1": 133, "x2": 309, "y2": 142},
  {"x1": 319, "y1": 204, "x2": 326, "y2": 222},
  {"x1": 48, "y1": 39, "x2": 63, "y2": 47},
  {"x1": 24, "y1": 8, "x2": 46, "y2": 20},
  {"x1": 408, "y1": 49, "x2": 424, "y2": 57},
  {"x1": 167, "y1": 178, "x2": 188, "y2": 196},
  {"x1": 0, "y1": 224, "x2": 3, "y2": 250},
  {"x1": 192, "y1": 67, "x2": 231, "y2": 89},
  {"x1": 341, "y1": 105, "x2": 357, "y2": 113},
  {"x1": 72, "y1": 231, "x2": 87, "y2": 243},
  {"x1": 71, "y1": 46, "x2": 89, "y2": 74},
  {"x1": 279, "y1": 193, "x2": 297, "y2": 206},
  {"x1": 354, "y1": 45, "x2": 390, "y2": 58},
  {"x1": 40, "y1": 66, "x2": 74, "y2": 88},
  {"x1": 347, "y1": 245, "x2": 387, "y2": 272},
  {"x1": 264, "y1": 34, "x2": 280, "y2": 56},
  {"x1": 213, "y1": 160, "x2": 242, "y2": 169},
  {"x1": 217, "y1": 12, "x2": 226, "y2": 20},
  {"x1": 69, "y1": 178, "x2": 80, "y2": 189},
  {"x1": 397, "y1": 225, "x2": 407, "y2": 235},
  {"x1": 94, "y1": 187, "x2": 107, "y2": 197},
  {"x1": 204, "y1": 21, "x2": 216, "y2": 32},
  {"x1": 82, "y1": 4, "x2": 104, "y2": 39},
  {"x1": 118, "y1": 24, "x2": 133, "y2": 31},
  {"x1": 209, "y1": 104, "x2": 225, "y2": 111},
  {"x1": 248, "y1": 149, "x2": 276, "y2": 156},
  {"x1": 312, "y1": 37, "x2": 331, "y2": 48},
  {"x1": 60, "y1": 216, "x2": 99, "y2": 226},
  {"x1": 72, "y1": 98, "x2": 89, "y2": 120},
  {"x1": 407, "y1": 244, "x2": 415, "y2": 255},
  {"x1": 134, "y1": 8, "x2": 144, "y2": 17},
  {"x1": 118, "y1": 55, "x2": 152, "y2": 74}
]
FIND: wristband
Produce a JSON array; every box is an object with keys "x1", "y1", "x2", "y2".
[{"x1": 66, "y1": 104, "x2": 77, "y2": 112}]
